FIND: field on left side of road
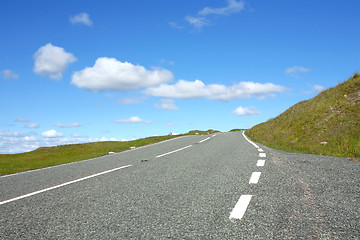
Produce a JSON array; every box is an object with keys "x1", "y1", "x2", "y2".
[{"x1": 0, "y1": 135, "x2": 182, "y2": 175}]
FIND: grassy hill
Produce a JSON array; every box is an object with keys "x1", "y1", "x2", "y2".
[
  {"x1": 0, "y1": 130, "x2": 220, "y2": 175},
  {"x1": 0, "y1": 134, "x2": 183, "y2": 175},
  {"x1": 247, "y1": 73, "x2": 360, "y2": 158}
]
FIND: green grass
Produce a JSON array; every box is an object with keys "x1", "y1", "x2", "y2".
[
  {"x1": 0, "y1": 134, "x2": 183, "y2": 175},
  {"x1": 187, "y1": 129, "x2": 220, "y2": 135},
  {"x1": 247, "y1": 73, "x2": 360, "y2": 158},
  {"x1": 229, "y1": 129, "x2": 246, "y2": 132},
  {"x1": 0, "y1": 129, "x2": 221, "y2": 175}
]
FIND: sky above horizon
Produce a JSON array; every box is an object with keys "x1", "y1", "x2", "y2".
[{"x1": 1, "y1": 0, "x2": 359, "y2": 154}]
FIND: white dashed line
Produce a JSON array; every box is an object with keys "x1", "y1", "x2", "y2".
[
  {"x1": 259, "y1": 153, "x2": 266, "y2": 158},
  {"x1": 229, "y1": 195, "x2": 253, "y2": 220},
  {"x1": 199, "y1": 137, "x2": 210, "y2": 143},
  {"x1": 156, "y1": 145, "x2": 192, "y2": 158},
  {"x1": 249, "y1": 172, "x2": 261, "y2": 184},
  {"x1": 257, "y1": 148, "x2": 264, "y2": 152},
  {"x1": 257, "y1": 160, "x2": 266, "y2": 167},
  {"x1": 0, "y1": 164, "x2": 132, "y2": 205}
]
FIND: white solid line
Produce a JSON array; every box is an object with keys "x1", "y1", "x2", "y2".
[
  {"x1": 257, "y1": 148, "x2": 264, "y2": 152},
  {"x1": 241, "y1": 131, "x2": 259, "y2": 149},
  {"x1": 0, "y1": 164, "x2": 132, "y2": 205},
  {"x1": 199, "y1": 137, "x2": 210, "y2": 143},
  {"x1": 156, "y1": 145, "x2": 192, "y2": 158},
  {"x1": 257, "y1": 160, "x2": 266, "y2": 167},
  {"x1": 259, "y1": 153, "x2": 266, "y2": 158},
  {"x1": 0, "y1": 135, "x2": 190, "y2": 179},
  {"x1": 229, "y1": 195, "x2": 252, "y2": 220},
  {"x1": 249, "y1": 172, "x2": 261, "y2": 184}
]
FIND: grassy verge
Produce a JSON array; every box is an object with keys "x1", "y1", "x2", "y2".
[
  {"x1": 247, "y1": 73, "x2": 360, "y2": 159},
  {"x1": 0, "y1": 134, "x2": 183, "y2": 175},
  {"x1": 229, "y1": 129, "x2": 246, "y2": 132}
]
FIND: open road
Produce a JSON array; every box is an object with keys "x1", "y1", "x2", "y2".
[{"x1": 1, "y1": 132, "x2": 359, "y2": 239}]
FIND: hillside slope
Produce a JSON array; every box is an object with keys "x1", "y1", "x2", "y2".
[{"x1": 247, "y1": 73, "x2": 360, "y2": 158}]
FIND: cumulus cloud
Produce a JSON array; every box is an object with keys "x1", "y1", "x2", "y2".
[
  {"x1": 113, "y1": 116, "x2": 151, "y2": 124},
  {"x1": 145, "y1": 79, "x2": 287, "y2": 100},
  {"x1": 42, "y1": 129, "x2": 63, "y2": 138},
  {"x1": 55, "y1": 122, "x2": 81, "y2": 128},
  {"x1": 70, "y1": 13, "x2": 93, "y2": 26},
  {"x1": 33, "y1": 43, "x2": 77, "y2": 80},
  {"x1": 199, "y1": 0, "x2": 245, "y2": 16},
  {"x1": 71, "y1": 57, "x2": 173, "y2": 91},
  {"x1": 232, "y1": 106, "x2": 261, "y2": 116},
  {"x1": 2, "y1": 69, "x2": 19, "y2": 80},
  {"x1": 156, "y1": 99, "x2": 179, "y2": 110}
]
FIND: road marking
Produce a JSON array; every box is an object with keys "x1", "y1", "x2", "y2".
[
  {"x1": 257, "y1": 159, "x2": 266, "y2": 167},
  {"x1": 249, "y1": 172, "x2": 261, "y2": 184},
  {"x1": 156, "y1": 145, "x2": 192, "y2": 158},
  {"x1": 241, "y1": 131, "x2": 259, "y2": 149},
  {"x1": 229, "y1": 195, "x2": 253, "y2": 220},
  {"x1": 257, "y1": 148, "x2": 264, "y2": 152},
  {"x1": 259, "y1": 153, "x2": 266, "y2": 158},
  {"x1": 0, "y1": 135, "x2": 190, "y2": 179},
  {"x1": 199, "y1": 137, "x2": 210, "y2": 143},
  {"x1": 0, "y1": 164, "x2": 132, "y2": 205}
]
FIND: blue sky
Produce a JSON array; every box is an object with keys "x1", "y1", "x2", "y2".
[{"x1": 1, "y1": 0, "x2": 359, "y2": 154}]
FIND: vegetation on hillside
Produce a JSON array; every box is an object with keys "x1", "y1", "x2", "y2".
[
  {"x1": 0, "y1": 135, "x2": 182, "y2": 175},
  {"x1": 0, "y1": 130, "x2": 220, "y2": 175},
  {"x1": 229, "y1": 129, "x2": 246, "y2": 132},
  {"x1": 247, "y1": 73, "x2": 360, "y2": 158},
  {"x1": 187, "y1": 129, "x2": 220, "y2": 135}
]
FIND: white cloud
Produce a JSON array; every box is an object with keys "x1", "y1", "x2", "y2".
[
  {"x1": 312, "y1": 85, "x2": 325, "y2": 92},
  {"x1": 71, "y1": 57, "x2": 173, "y2": 91},
  {"x1": 0, "y1": 131, "x2": 24, "y2": 137},
  {"x1": 285, "y1": 66, "x2": 311, "y2": 77},
  {"x1": 0, "y1": 133, "x2": 124, "y2": 154},
  {"x1": 186, "y1": 0, "x2": 245, "y2": 29},
  {"x1": 42, "y1": 129, "x2": 63, "y2": 138},
  {"x1": 25, "y1": 123, "x2": 40, "y2": 129},
  {"x1": 0, "y1": 136, "x2": 40, "y2": 154},
  {"x1": 33, "y1": 43, "x2": 77, "y2": 80},
  {"x1": 185, "y1": 16, "x2": 209, "y2": 29},
  {"x1": 199, "y1": 0, "x2": 245, "y2": 16},
  {"x1": 145, "y1": 79, "x2": 287, "y2": 100},
  {"x1": 169, "y1": 22, "x2": 183, "y2": 29},
  {"x1": 302, "y1": 84, "x2": 326, "y2": 94},
  {"x1": 70, "y1": 13, "x2": 93, "y2": 26},
  {"x1": 156, "y1": 99, "x2": 179, "y2": 110},
  {"x1": 2, "y1": 69, "x2": 19, "y2": 80},
  {"x1": 116, "y1": 98, "x2": 144, "y2": 105},
  {"x1": 232, "y1": 106, "x2": 261, "y2": 116},
  {"x1": 15, "y1": 118, "x2": 30, "y2": 123},
  {"x1": 113, "y1": 116, "x2": 151, "y2": 124},
  {"x1": 166, "y1": 122, "x2": 176, "y2": 126},
  {"x1": 55, "y1": 122, "x2": 81, "y2": 128}
]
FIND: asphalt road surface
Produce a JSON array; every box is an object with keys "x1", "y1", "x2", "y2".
[{"x1": 1, "y1": 132, "x2": 359, "y2": 239}]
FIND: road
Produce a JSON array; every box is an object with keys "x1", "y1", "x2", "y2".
[{"x1": 0, "y1": 132, "x2": 359, "y2": 239}]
